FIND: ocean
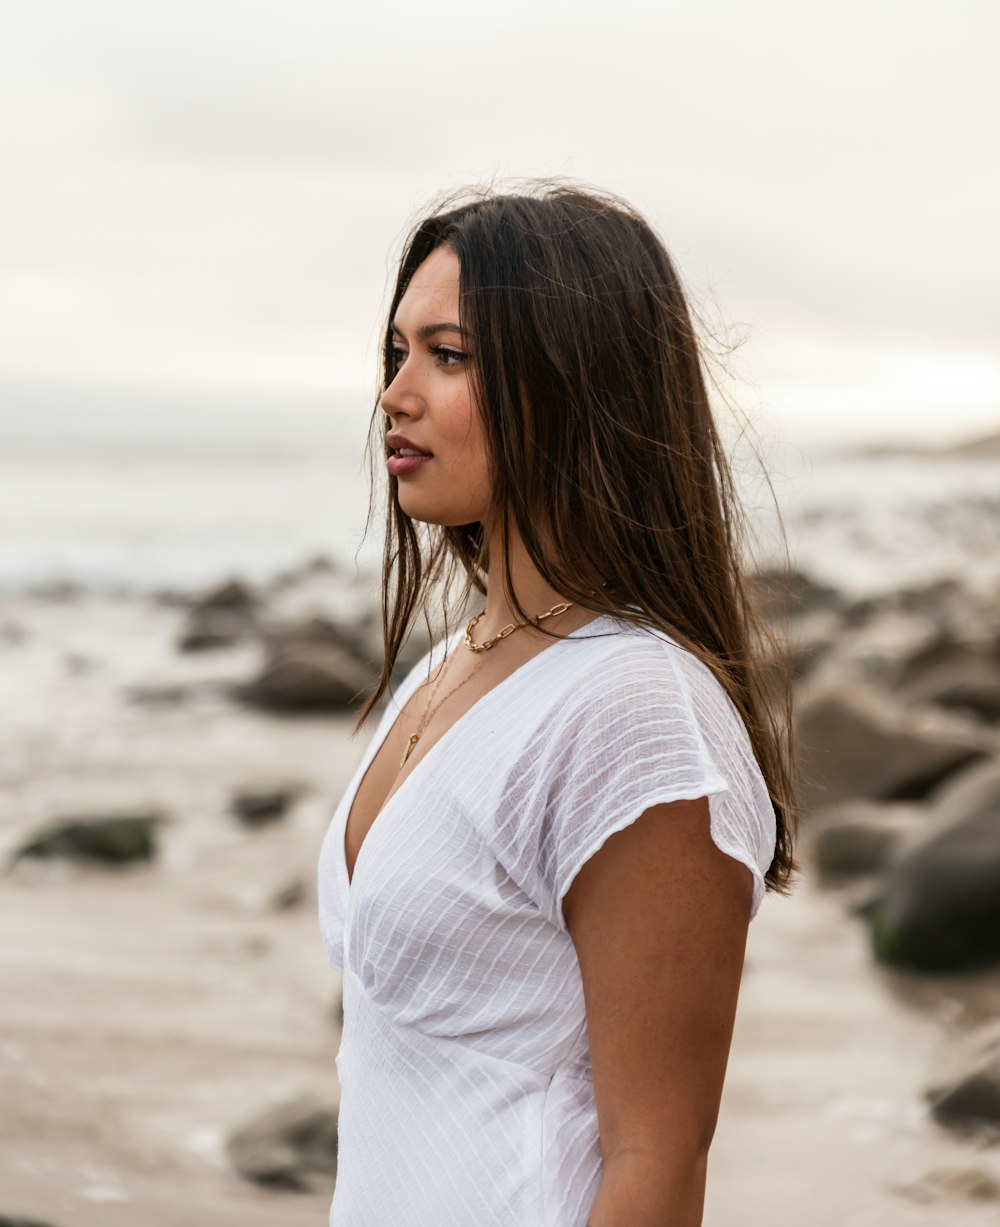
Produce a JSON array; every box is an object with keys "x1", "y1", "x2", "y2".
[{"x1": 1, "y1": 438, "x2": 998, "y2": 601}]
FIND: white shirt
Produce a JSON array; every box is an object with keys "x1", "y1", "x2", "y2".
[{"x1": 317, "y1": 612, "x2": 776, "y2": 1226}]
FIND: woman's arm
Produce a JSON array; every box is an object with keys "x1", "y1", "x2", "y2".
[{"x1": 562, "y1": 795, "x2": 753, "y2": 1227}]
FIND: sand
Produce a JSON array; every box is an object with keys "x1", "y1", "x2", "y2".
[{"x1": 2, "y1": 592, "x2": 998, "y2": 1226}]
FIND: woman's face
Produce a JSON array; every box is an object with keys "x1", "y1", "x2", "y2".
[{"x1": 381, "y1": 244, "x2": 491, "y2": 527}]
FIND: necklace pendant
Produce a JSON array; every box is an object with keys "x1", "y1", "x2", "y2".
[{"x1": 400, "y1": 732, "x2": 420, "y2": 769}]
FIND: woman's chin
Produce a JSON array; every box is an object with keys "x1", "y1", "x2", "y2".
[{"x1": 397, "y1": 497, "x2": 487, "y2": 529}]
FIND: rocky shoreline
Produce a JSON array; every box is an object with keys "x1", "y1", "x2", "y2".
[{"x1": 2, "y1": 551, "x2": 1000, "y2": 1224}]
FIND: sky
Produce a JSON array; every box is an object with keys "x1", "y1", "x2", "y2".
[{"x1": 2, "y1": 0, "x2": 998, "y2": 456}]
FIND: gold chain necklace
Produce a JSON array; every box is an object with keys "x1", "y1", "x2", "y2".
[
  {"x1": 399, "y1": 598, "x2": 576, "y2": 768},
  {"x1": 464, "y1": 600, "x2": 574, "y2": 653}
]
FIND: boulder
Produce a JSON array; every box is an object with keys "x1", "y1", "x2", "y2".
[
  {"x1": 795, "y1": 676, "x2": 990, "y2": 811},
  {"x1": 267, "y1": 553, "x2": 341, "y2": 590},
  {"x1": 0, "y1": 1217, "x2": 63, "y2": 1227},
  {"x1": 269, "y1": 876, "x2": 307, "y2": 911},
  {"x1": 925, "y1": 1021, "x2": 1000, "y2": 1133},
  {"x1": 749, "y1": 566, "x2": 843, "y2": 623},
  {"x1": 125, "y1": 683, "x2": 193, "y2": 706},
  {"x1": 178, "y1": 579, "x2": 259, "y2": 652},
  {"x1": 262, "y1": 615, "x2": 374, "y2": 665},
  {"x1": 0, "y1": 621, "x2": 27, "y2": 646},
  {"x1": 921, "y1": 677, "x2": 1000, "y2": 726},
  {"x1": 13, "y1": 814, "x2": 160, "y2": 865},
  {"x1": 62, "y1": 652, "x2": 93, "y2": 675},
  {"x1": 891, "y1": 633, "x2": 1000, "y2": 726},
  {"x1": 895, "y1": 577, "x2": 967, "y2": 623},
  {"x1": 860, "y1": 759, "x2": 1000, "y2": 971},
  {"x1": 30, "y1": 579, "x2": 81, "y2": 602},
  {"x1": 827, "y1": 608, "x2": 941, "y2": 687},
  {"x1": 840, "y1": 578, "x2": 969, "y2": 635},
  {"x1": 231, "y1": 787, "x2": 300, "y2": 827},
  {"x1": 226, "y1": 1093, "x2": 338, "y2": 1191},
  {"x1": 235, "y1": 643, "x2": 372, "y2": 712},
  {"x1": 808, "y1": 801, "x2": 923, "y2": 881},
  {"x1": 774, "y1": 608, "x2": 841, "y2": 682},
  {"x1": 894, "y1": 1164, "x2": 1000, "y2": 1204}
]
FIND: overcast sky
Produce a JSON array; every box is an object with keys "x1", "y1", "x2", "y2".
[{"x1": 2, "y1": 0, "x2": 998, "y2": 454}]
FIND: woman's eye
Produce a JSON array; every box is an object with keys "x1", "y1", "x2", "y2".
[{"x1": 389, "y1": 344, "x2": 468, "y2": 373}]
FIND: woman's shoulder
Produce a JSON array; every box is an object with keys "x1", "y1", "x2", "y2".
[
  {"x1": 490, "y1": 612, "x2": 775, "y2": 927},
  {"x1": 387, "y1": 610, "x2": 732, "y2": 730},
  {"x1": 552, "y1": 613, "x2": 754, "y2": 765},
  {"x1": 563, "y1": 613, "x2": 728, "y2": 704}
]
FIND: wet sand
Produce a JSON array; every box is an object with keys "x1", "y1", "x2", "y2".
[{"x1": 1, "y1": 594, "x2": 998, "y2": 1226}]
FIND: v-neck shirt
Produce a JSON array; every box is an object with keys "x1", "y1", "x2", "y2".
[{"x1": 316, "y1": 611, "x2": 776, "y2": 1226}]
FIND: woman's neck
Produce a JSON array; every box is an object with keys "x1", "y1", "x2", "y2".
[{"x1": 479, "y1": 523, "x2": 587, "y2": 640}]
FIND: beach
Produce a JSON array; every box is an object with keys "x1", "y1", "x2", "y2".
[{"x1": 2, "y1": 442, "x2": 1000, "y2": 1225}]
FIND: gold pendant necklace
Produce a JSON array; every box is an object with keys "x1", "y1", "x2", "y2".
[{"x1": 399, "y1": 650, "x2": 484, "y2": 767}]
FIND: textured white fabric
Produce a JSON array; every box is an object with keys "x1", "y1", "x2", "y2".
[{"x1": 317, "y1": 612, "x2": 776, "y2": 1226}]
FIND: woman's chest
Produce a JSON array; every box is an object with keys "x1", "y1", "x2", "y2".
[
  {"x1": 343, "y1": 642, "x2": 564, "y2": 885},
  {"x1": 320, "y1": 755, "x2": 585, "y2": 1052}
]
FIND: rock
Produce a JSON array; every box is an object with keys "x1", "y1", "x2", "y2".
[
  {"x1": 925, "y1": 678, "x2": 1000, "y2": 726},
  {"x1": 931, "y1": 1072, "x2": 1000, "y2": 1133},
  {"x1": 263, "y1": 615, "x2": 375, "y2": 666},
  {"x1": 151, "y1": 587, "x2": 191, "y2": 608},
  {"x1": 125, "y1": 683, "x2": 193, "y2": 706},
  {"x1": 934, "y1": 429, "x2": 1000, "y2": 460},
  {"x1": 925, "y1": 1021, "x2": 1000, "y2": 1133},
  {"x1": 231, "y1": 787, "x2": 299, "y2": 827},
  {"x1": 808, "y1": 801, "x2": 923, "y2": 881},
  {"x1": 795, "y1": 676, "x2": 990, "y2": 811},
  {"x1": 196, "y1": 578, "x2": 258, "y2": 613},
  {"x1": 178, "y1": 579, "x2": 259, "y2": 652},
  {"x1": 0, "y1": 1216, "x2": 63, "y2": 1227},
  {"x1": 0, "y1": 620, "x2": 27, "y2": 645},
  {"x1": 235, "y1": 642, "x2": 372, "y2": 712},
  {"x1": 891, "y1": 633, "x2": 1000, "y2": 725},
  {"x1": 860, "y1": 759, "x2": 1000, "y2": 971},
  {"x1": 775, "y1": 608, "x2": 841, "y2": 682},
  {"x1": 12, "y1": 814, "x2": 160, "y2": 865},
  {"x1": 838, "y1": 594, "x2": 880, "y2": 629},
  {"x1": 226, "y1": 1094, "x2": 338, "y2": 1191},
  {"x1": 29, "y1": 579, "x2": 81, "y2": 602},
  {"x1": 895, "y1": 578, "x2": 967, "y2": 623},
  {"x1": 235, "y1": 604, "x2": 445, "y2": 713},
  {"x1": 827, "y1": 608, "x2": 941, "y2": 687},
  {"x1": 750, "y1": 566, "x2": 843, "y2": 623},
  {"x1": 269, "y1": 876, "x2": 306, "y2": 910},
  {"x1": 894, "y1": 1164, "x2": 1000, "y2": 1204},
  {"x1": 267, "y1": 553, "x2": 341, "y2": 590},
  {"x1": 62, "y1": 652, "x2": 94, "y2": 675},
  {"x1": 841, "y1": 578, "x2": 969, "y2": 635}
]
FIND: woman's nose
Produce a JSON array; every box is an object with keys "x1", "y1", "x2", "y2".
[{"x1": 381, "y1": 370, "x2": 424, "y2": 422}]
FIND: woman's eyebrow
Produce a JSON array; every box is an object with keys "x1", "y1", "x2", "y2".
[{"x1": 390, "y1": 320, "x2": 470, "y2": 340}]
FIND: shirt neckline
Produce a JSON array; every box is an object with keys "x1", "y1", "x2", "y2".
[{"x1": 339, "y1": 612, "x2": 617, "y2": 897}]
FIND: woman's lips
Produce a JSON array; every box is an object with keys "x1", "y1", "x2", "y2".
[{"x1": 386, "y1": 452, "x2": 433, "y2": 477}]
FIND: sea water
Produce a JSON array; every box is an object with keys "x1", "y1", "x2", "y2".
[{"x1": 1, "y1": 436, "x2": 997, "y2": 599}]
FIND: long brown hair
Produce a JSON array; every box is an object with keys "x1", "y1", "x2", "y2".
[{"x1": 355, "y1": 179, "x2": 799, "y2": 896}]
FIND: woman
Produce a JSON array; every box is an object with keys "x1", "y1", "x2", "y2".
[{"x1": 317, "y1": 181, "x2": 798, "y2": 1227}]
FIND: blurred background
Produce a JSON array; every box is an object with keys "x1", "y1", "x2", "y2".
[{"x1": 2, "y1": 2, "x2": 998, "y2": 1224}]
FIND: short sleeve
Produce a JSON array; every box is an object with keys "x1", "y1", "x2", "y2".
[{"x1": 506, "y1": 636, "x2": 776, "y2": 932}]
